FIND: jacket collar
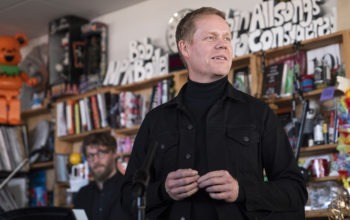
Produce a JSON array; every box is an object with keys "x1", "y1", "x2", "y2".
[{"x1": 162, "y1": 79, "x2": 248, "y2": 109}]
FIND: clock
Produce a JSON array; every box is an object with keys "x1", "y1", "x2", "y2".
[{"x1": 166, "y1": 8, "x2": 192, "y2": 54}]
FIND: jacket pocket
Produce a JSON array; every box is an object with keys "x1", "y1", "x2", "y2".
[
  {"x1": 153, "y1": 131, "x2": 179, "y2": 176},
  {"x1": 226, "y1": 127, "x2": 261, "y2": 172}
]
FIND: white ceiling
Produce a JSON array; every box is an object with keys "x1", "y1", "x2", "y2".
[{"x1": 0, "y1": 0, "x2": 147, "y2": 40}]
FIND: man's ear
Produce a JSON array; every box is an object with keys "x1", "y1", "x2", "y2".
[{"x1": 178, "y1": 40, "x2": 189, "y2": 58}]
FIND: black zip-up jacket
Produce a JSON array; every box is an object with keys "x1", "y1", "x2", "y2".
[{"x1": 121, "y1": 81, "x2": 308, "y2": 220}]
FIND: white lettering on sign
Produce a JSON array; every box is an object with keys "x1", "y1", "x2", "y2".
[
  {"x1": 227, "y1": 0, "x2": 336, "y2": 57},
  {"x1": 103, "y1": 38, "x2": 169, "y2": 86}
]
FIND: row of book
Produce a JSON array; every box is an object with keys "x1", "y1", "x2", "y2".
[
  {"x1": 149, "y1": 78, "x2": 175, "y2": 110},
  {"x1": 0, "y1": 126, "x2": 29, "y2": 172},
  {"x1": 261, "y1": 43, "x2": 342, "y2": 98},
  {"x1": 261, "y1": 52, "x2": 306, "y2": 98},
  {"x1": 56, "y1": 92, "x2": 110, "y2": 137},
  {"x1": 56, "y1": 78, "x2": 175, "y2": 137},
  {"x1": 116, "y1": 135, "x2": 135, "y2": 154}
]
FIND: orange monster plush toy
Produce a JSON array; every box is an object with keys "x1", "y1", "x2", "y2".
[{"x1": 0, "y1": 33, "x2": 38, "y2": 124}]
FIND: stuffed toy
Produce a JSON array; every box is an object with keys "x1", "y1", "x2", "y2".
[{"x1": 0, "y1": 33, "x2": 38, "y2": 125}]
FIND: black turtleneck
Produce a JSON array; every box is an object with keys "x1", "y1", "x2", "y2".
[
  {"x1": 183, "y1": 76, "x2": 227, "y2": 220},
  {"x1": 185, "y1": 76, "x2": 227, "y2": 126}
]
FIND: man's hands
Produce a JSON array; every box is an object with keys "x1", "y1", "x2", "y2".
[
  {"x1": 165, "y1": 169, "x2": 200, "y2": 200},
  {"x1": 198, "y1": 170, "x2": 239, "y2": 202},
  {"x1": 165, "y1": 169, "x2": 239, "y2": 202}
]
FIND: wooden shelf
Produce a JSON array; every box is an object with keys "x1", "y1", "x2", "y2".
[
  {"x1": 309, "y1": 175, "x2": 340, "y2": 182},
  {"x1": 117, "y1": 152, "x2": 131, "y2": 157},
  {"x1": 54, "y1": 69, "x2": 187, "y2": 102},
  {"x1": 112, "y1": 69, "x2": 187, "y2": 92},
  {"x1": 299, "y1": 143, "x2": 338, "y2": 157},
  {"x1": 58, "y1": 127, "x2": 112, "y2": 142},
  {"x1": 113, "y1": 125, "x2": 140, "y2": 136},
  {"x1": 263, "y1": 88, "x2": 344, "y2": 106},
  {"x1": 263, "y1": 31, "x2": 345, "y2": 60},
  {"x1": 306, "y1": 209, "x2": 329, "y2": 218},
  {"x1": 21, "y1": 106, "x2": 50, "y2": 118},
  {"x1": 30, "y1": 161, "x2": 54, "y2": 170},
  {"x1": 58, "y1": 126, "x2": 141, "y2": 143},
  {"x1": 232, "y1": 54, "x2": 252, "y2": 66},
  {"x1": 55, "y1": 86, "x2": 114, "y2": 102}
]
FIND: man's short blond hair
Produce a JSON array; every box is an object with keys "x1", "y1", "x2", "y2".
[{"x1": 175, "y1": 7, "x2": 226, "y2": 47}]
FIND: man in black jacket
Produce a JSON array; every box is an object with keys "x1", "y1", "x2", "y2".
[
  {"x1": 121, "y1": 7, "x2": 308, "y2": 220},
  {"x1": 74, "y1": 133, "x2": 130, "y2": 220}
]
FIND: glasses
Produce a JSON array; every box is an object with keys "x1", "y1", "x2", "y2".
[{"x1": 86, "y1": 149, "x2": 111, "y2": 161}]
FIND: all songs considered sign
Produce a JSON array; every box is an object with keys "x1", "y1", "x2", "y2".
[{"x1": 227, "y1": 0, "x2": 337, "y2": 57}]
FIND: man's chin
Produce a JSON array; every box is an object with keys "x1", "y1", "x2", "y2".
[
  {"x1": 92, "y1": 169, "x2": 106, "y2": 179},
  {"x1": 213, "y1": 72, "x2": 228, "y2": 79},
  {"x1": 94, "y1": 172, "x2": 108, "y2": 182}
]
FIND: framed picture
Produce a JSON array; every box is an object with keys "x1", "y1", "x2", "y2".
[{"x1": 306, "y1": 44, "x2": 341, "y2": 75}]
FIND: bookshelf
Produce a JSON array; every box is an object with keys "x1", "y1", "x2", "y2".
[
  {"x1": 0, "y1": 105, "x2": 54, "y2": 211},
  {"x1": 255, "y1": 30, "x2": 350, "y2": 219},
  {"x1": 53, "y1": 69, "x2": 188, "y2": 206}
]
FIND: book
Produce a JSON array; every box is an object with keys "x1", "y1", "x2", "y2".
[
  {"x1": 106, "y1": 93, "x2": 120, "y2": 129},
  {"x1": 6, "y1": 177, "x2": 28, "y2": 208},
  {"x1": 97, "y1": 93, "x2": 108, "y2": 128},
  {"x1": 90, "y1": 95, "x2": 101, "y2": 129},
  {"x1": 263, "y1": 51, "x2": 307, "y2": 97},
  {"x1": 261, "y1": 63, "x2": 284, "y2": 98},
  {"x1": 6, "y1": 127, "x2": 23, "y2": 170},
  {"x1": 280, "y1": 61, "x2": 294, "y2": 97},
  {"x1": 0, "y1": 187, "x2": 18, "y2": 211},
  {"x1": 65, "y1": 100, "x2": 75, "y2": 135},
  {"x1": 0, "y1": 127, "x2": 12, "y2": 171},
  {"x1": 83, "y1": 97, "x2": 93, "y2": 131},
  {"x1": 74, "y1": 102, "x2": 81, "y2": 134},
  {"x1": 56, "y1": 102, "x2": 67, "y2": 137},
  {"x1": 79, "y1": 99, "x2": 88, "y2": 132}
]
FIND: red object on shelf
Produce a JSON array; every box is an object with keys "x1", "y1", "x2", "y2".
[
  {"x1": 338, "y1": 169, "x2": 348, "y2": 178},
  {"x1": 309, "y1": 159, "x2": 330, "y2": 178}
]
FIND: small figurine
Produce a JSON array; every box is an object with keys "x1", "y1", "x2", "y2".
[{"x1": 0, "y1": 33, "x2": 38, "y2": 124}]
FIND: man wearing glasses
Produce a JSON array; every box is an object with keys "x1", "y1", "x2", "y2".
[{"x1": 74, "y1": 132, "x2": 130, "y2": 220}]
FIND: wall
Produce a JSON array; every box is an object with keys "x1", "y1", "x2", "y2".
[
  {"x1": 23, "y1": 0, "x2": 338, "y2": 61},
  {"x1": 337, "y1": 0, "x2": 350, "y2": 31}
]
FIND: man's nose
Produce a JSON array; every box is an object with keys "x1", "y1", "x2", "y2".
[{"x1": 216, "y1": 38, "x2": 230, "y2": 50}]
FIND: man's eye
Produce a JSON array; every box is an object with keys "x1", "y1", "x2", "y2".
[{"x1": 206, "y1": 36, "x2": 215, "y2": 40}]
